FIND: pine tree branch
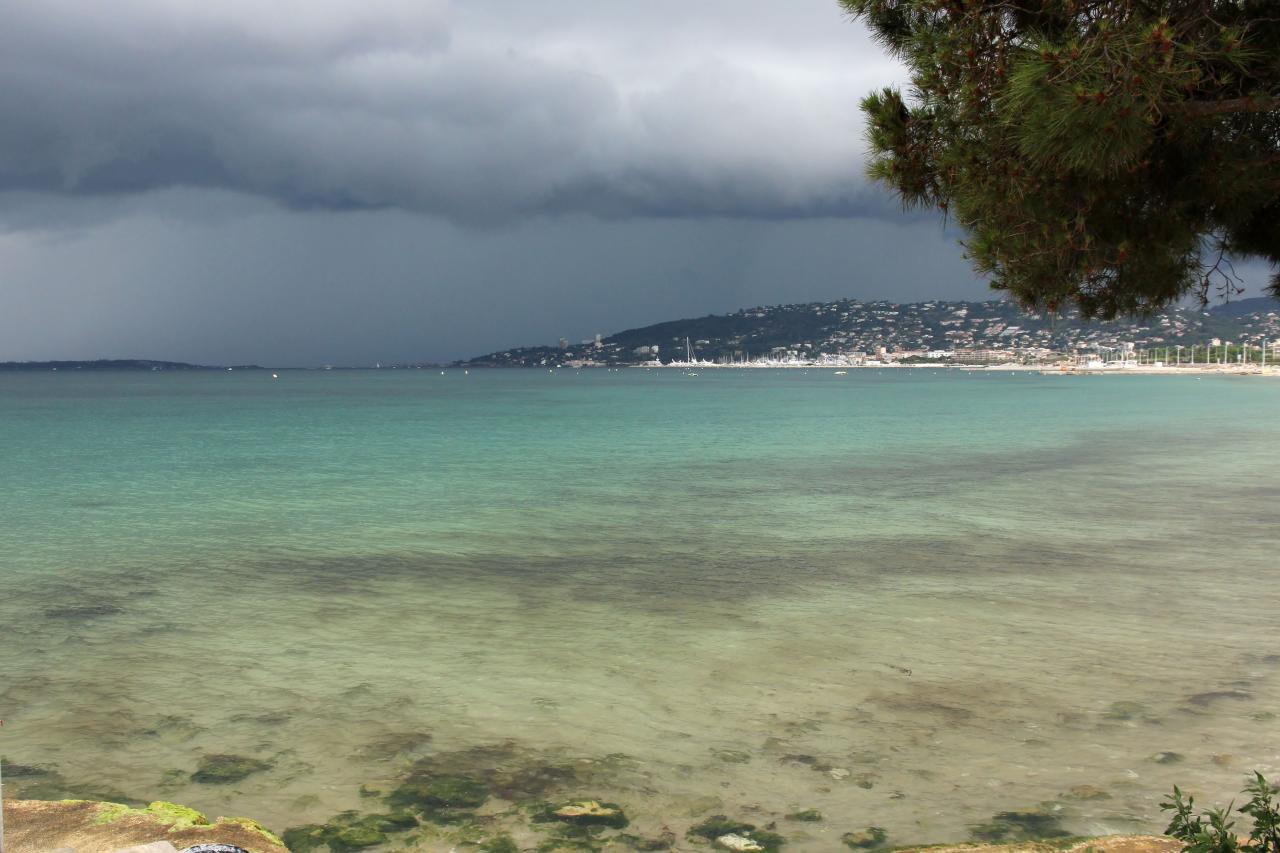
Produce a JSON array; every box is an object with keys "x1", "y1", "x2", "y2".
[{"x1": 1175, "y1": 96, "x2": 1280, "y2": 117}]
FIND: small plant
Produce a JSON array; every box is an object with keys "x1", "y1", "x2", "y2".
[{"x1": 1162, "y1": 773, "x2": 1280, "y2": 853}]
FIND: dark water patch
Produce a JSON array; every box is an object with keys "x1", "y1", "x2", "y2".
[
  {"x1": 354, "y1": 731, "x2": 433, "y2": 762},
  {"x1": 66, "y1": 497, "x2": 117, "y2": 509},
  {"x1": 0, "y1": 757, "x2": 57, "y2": 778},
  {"x1": 140, "y1": 714, "x2": 204, "y2": 742},
  {"x1": 43, "y1": 602, "x2": 124, "y2": 620},
  {"x1": 387, "y1": 740, "x2": 635, "y2": 809},
  {"x1": 229, "y1": 710, "x2": 294, "y2": 726},
  {"x1": 1186, "y1": 690, "x2": 1253, "y2": 707},
  {"x1": 13, "y1": 768, "x2": 145, "y2": 806}
]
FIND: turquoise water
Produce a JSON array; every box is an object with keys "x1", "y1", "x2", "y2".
[{"x1": 1, "y1": 369, "x2": 1278, "y2": 849}]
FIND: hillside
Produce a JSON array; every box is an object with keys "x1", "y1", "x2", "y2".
[{"x1": 460, "y1": 297, "x2": 1280, "y2": 367}]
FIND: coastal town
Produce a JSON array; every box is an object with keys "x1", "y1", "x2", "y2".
[{"x1": 460, "y1": 297, "x2": 1280, "y2": 371}]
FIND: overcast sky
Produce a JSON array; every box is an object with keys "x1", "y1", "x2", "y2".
[{"x1": 0, "y1": 1, "x2": 1268, "y2": 365}]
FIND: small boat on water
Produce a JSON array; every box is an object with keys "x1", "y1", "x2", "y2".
[{"x1": 834, "y1": 370, "x2": 847, "y2": 375}]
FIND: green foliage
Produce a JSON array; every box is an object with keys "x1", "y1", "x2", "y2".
[
  {"x1": 1163, "y1": 773, "x2": 1280, "y2": 853},
  {"x1": 842, "y1": 0, "x2": 1280, "y2": 318}
]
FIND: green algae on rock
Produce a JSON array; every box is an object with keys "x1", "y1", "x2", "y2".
[
  {"x1": 785, "y1": 810, "x2": 823, "y2": 822},
  {"x1": 191, "y1": 753, "x2": 273, "y2": 783},
  {"x1": 283, "y1": 810, "x2": 419, "y2": 853},
  {"x1": 94, "y1": 800, "x2": 211, "y2": 829},
  {"x1": 388, "y1": 774, "x2": 491, "y2": 823},
  {"x1": 536, "y1": 800, "x2": 630, "y2": 829},
  {"x1": 689, "y1": 817, "x2": 759, "y2": 841},
  {"x1": 687, "y1": 817, "x2": 784, "y2": 853},
  {"x1": 482, "y1": 832, "x2": 522, "y2": 853},
  {"x1": 1064, "y1": 786, "x2": 1112, "y2": 801},
  {"x1": 970, "y1": 811, "x2": 1069, "y2": 843},
  {"x1": 1104, "y1": 702, "x2": 1150, "y2": 721},
  {"x1": 843, "y1": 827, "x2": 888, "y2": 849},
  {"x1": 219, "y1": 816, "x2": 287, "y2": 847},
  {"x1": 616, "y1": 832, "x2": 674, "y2": 850}
]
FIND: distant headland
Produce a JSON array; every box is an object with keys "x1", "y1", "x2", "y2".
[{"x1": 0, "y1": 359, "x2": 265, "y2": 371}]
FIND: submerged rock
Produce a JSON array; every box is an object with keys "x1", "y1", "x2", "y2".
[
  {"x1": 538, "y1": 799, "x2": 630, "y2": 829},
  {"x1": 480, "y1": 834, "x2": 521, "y2": 853},
  {"x1": 0, "y1": 758, "x2": 55, "y2": 778},
  {"x1": 843, "y1": 827, "x2": 888, "y2": 849},
  {"x1": 1105, "y1": 701, "x2": 1149, "y2": 721},
  {"x1": 688, "y1": 816, "x2": 757, "y2": 841},
  {"x1": 388, "y1": 775, "x2": 489, "y2": 813},
  {"x1": 784, "y1": 809, "x2": 823, "y2": 822},
  {"x1": 6, "y1": 799, "x2": 287, "y2": 853},
  {"x1": 617, "y1": 833, "x2": 674, "y2": 850},
  {"x1": 190, "y1": 754, "x2": 272, "y2": 784},
  {"x1": 970, "y1": 810, "x2": 1068, "y2": 843},
  {"x1": 43, "y1": 603, "x2": 123, "y2": 620},
  {"x1": 689, "y1": 817, "x2": 783, "y2": 852},
  {"x1": 1187, "y1": 690, "x2": 1252, "y2": 707},
  {"x1": 1150, "y1": 751, "x2": 1185, "y2": 765},
  {"x1": 282, "y1": 811, "x2": 418, "y2": 853},
  {"x1": 1065, "y1": 785, "x2": 1112, "y2": 801}
]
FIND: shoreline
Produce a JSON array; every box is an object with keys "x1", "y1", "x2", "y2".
[
  {"x1": 2, "y1": 796, "x2": 1187, "y2": 853},
  {"x1": 621, "y1": 362, "x2": 1280, "y2": 376}
]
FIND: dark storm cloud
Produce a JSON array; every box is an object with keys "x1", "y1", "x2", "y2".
[{"x1": 0, "y1": 0, "x2": 900, "y2": 224}]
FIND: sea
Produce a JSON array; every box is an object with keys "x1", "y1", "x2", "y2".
[{"x1": 1, "y1": 368, "x2": 1277, "y2": 849}]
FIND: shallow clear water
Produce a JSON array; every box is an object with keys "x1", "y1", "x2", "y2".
[{"x1": 1, "y1": 369, "x2": 1278, "y2": 848}]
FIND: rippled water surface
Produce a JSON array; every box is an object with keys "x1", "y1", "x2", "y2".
[{"x1": 1, "y1": 369, "x2": 1278, "y2": 849}]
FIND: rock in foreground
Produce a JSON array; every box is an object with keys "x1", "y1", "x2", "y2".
[{"x1": 3, "y1": 799, "x2": 288, "y2": 853}]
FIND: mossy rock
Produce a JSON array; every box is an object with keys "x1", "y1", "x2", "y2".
[
  {"x1": 1151, "y1": 751, "x2": 1185, "y2": 765},
  {"x1": 219, "y1": 816, "x2": 286, "y2": 847},
  {"x1": 147, "y1": 801, "x2": 212, "y2": 827},
  {"x1": 282, "y1": 810, "x2": 418, "y2": 853},
  {"x1": 482, "y1": 833, "x2": 522, "y2": 853},
  {"x1": 388, "y1": 775, "x2": 489, "y2": 812},
  {"x1": 785, "y1": 809, "x2": 823, "y2": 822},
  {"x1": 329, "y1": 824, "x2": 388, "y2": 852},
  {"x1": 1064, "y1": 785, "x2": 1111, "y2": 801},
  {"x1": 688, "y1": 816, "x2": 757, "y2": 841},
  {"x1": 1104, "y1": 701, "x2": 1148, "y2": 721},
  {"x1": 617, "y1": 833, "x2": 672, "y2": 851},
  {"x1": 842, "y1": 827, "x2": 888, "y2": 849},
  {"x1": 710, "y1": 748, "x2": 753, "y2": 764},
  {"x1": 712, "y1": 830, "x2": 784, "y2": 853},
  {"x1": 536, "y1": 800, "x2": 629, "y2": 830},
  {"x1": 191, "y1": 753, "x2": 272, "y2": 784},
  {"x1": 93, "y1": 800, "x2": 212, "y2": 829},
  {"x1": 0, "y1": 758, "x2": 55, "y2": 778},
  {"x1": 282, "y1": 824, "x2": 328, "y2": 853},
  {"x1": 970, "y1": 810, "x2": 1068, "y2": 843}
]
